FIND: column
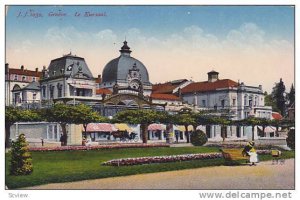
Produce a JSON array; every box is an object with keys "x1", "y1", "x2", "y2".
[
  {"x1": 16, "y1": 122, "x2": 19, "y2": 138},
  {"x1": 46, "y1": 124, "x2": 49, "y2": 139},
  {"x1": 56, "y1": 124, "x2": 60, "y2": 141},
  {"x1": 52, "y1": 124, "x2": 55, "y2": 140}
]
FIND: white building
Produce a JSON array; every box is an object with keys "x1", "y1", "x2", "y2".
[{"x1": 40, "y1": 53, "x2": 99, "y2": 106}]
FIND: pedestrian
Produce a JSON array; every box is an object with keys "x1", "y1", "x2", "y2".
[
  {"x1": 175, "y1": 131, "x2": 179, "y2": 143},
  {"x1": 243, "y1": 141, "x2": 258, "y2": 166},
  {"x1": 59, "y1": 134, "x2": 64, "y2": 146}
]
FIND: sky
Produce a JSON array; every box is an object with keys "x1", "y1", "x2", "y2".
[{"x1": 5, "y1": 5, "x2": 295, "y2": 93}]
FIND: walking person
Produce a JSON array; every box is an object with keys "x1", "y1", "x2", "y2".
[{"x1": 242, "y1": 141, "x2": 258, "y2": 166}]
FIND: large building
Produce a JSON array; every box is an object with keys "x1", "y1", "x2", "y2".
[
  {"x1": 5, "y1": 64, "x2": 42, "y2": 107},
  {"x1": 6, "y1": 41, "x2": 284, "y2": 145}
]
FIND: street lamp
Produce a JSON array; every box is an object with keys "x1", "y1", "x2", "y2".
[{"x1": 73, "y1": 88, "x2": 76, "y2": 106}]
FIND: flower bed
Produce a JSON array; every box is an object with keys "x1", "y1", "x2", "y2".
[
  {"x1": 102, "y1": 150, "x2": 272, "y2": 166},
  {"x1": 28, "y1": 143, "x2": 170, "y2": 152},
  {"x1": 102, "y1": 152, "x2": 223, "y2": 166}
]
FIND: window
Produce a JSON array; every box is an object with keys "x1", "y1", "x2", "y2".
[
  {"x1": 244, "y1": 95, "x2": 247, "y2": 106},
  {"x1": 50, "y1": 85, "x2": 54, "y2": 99},
  {"x1": 33, "y1": 93, "x2": 36, "y2": 100},
  {"x1": 232, "y1": 99, "x2": 236, "y2": 107},
  {"x1": 202, "y1": 100, "x2": 206, "y2": 107},
  {"x1": 32, "y1": 77, "x2": 36, "y2": 82},
  {"x1": 221, "y1": 100, "x2": 225, "y2": 108},
  {"x1": 57, "y1": 84, "x2": 62, "y2": 97},
  {"x1": 42, "y1": 86, "x2": 46, "y2": 98},
  {"x1": 14, "y1": 75, "x2": 18, "y2": 81}
]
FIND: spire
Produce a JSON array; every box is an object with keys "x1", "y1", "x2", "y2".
[{"x1": 119, "y1": 40, "x2": 132, "y2": 55}]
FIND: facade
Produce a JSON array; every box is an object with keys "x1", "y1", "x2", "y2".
[
  {"x1": 5, "y1": 64, "x2": 42, "y2": 107},
  {"x1": 40, "y1": 53, "x2": 99, "y2": 106}
]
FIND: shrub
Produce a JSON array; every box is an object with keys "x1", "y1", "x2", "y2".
[
  {"x1": 10, "y1": 134, "x2": 33, "y2": 175},
  {"x1": 286, "y1": 129, "x2": 295, "y2": 150},
  {"x1": 191, "y1": 130, "x2": 208, "y2": 146}
]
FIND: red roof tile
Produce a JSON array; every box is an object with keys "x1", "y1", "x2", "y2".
[
  {"x1": 152, "y1": 83, "x2": 179, "y2": 94},
  {"x1": 9, "y1": 68, "x2": 42, "y2": 77},
  {"x1": 96, "y1": 88, "x2": 112, "y2": 95},
  {"x1": 272, "y1": 112, "x2": 283, "y2": 120},
  {"x1": 181, "y1": 79, "x2": 238, "y2": 93},
  {"x1": 151, "y1": 93, "x2": 181, "y2": 101}
]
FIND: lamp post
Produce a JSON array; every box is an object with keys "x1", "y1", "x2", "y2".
[{"x1": 73, "y1": 88, "x2": 76, "y2": 106}]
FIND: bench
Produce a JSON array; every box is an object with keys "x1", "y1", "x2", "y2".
[{"x1": 220, "y1": 148, "x2": 249, "y2": 162}]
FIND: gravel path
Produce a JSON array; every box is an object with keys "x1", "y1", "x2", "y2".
[{"x1": 24, "y1": 159, "x2": 294, "y2": 190}]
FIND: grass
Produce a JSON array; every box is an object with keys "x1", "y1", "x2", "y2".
[{"x1": 5, "y1": 146, "x2": 294, "y2": 189}]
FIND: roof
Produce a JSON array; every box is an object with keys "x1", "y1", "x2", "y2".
[
  {"x1": 152, "y1": 79, "x2": 187, "y2": 94},
  {"x1": 96, "y1": 88, "x2": 112, "y2": 95},
  {"x1": 102, "y1": 41, "x2": 150, "y2": 85},
  {"x1": 21, "y1": 82, "x2": 40, "y2": 91},
  {"x1": 151, "y1": 93, "x2": 181, "y2": 101},
  {"x1": 46, "y1": 54, "x2": 93, "y2": 79},
  {"x1": 181, "y1": 79, "x2": 238, "y2": 93},
  {"x1": 272, "y1": 112, "x2": 283, "y2": 120},
  {"x1": 85, "y1": 123, "x2": 117, "y2": 132},
  {"x1": 9, "y1": 68, "x2": 42, "y2": 77}
]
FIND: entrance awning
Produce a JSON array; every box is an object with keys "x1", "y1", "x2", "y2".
[
  {"x1": 257, "y1": 126, "x2": 276, "y2": 133},
  {"x1": 84, "y1": 123, "x2": 117, "y2": 132},
  {"x1": 176, "y1": 125, "x2": 194, "y2": 132},
  {"x1": 148, "y1": 123, "x2": 166, "y2": 131},
  {"x1": 114, "y1": 123, "x2": 132, "y2": 132}
]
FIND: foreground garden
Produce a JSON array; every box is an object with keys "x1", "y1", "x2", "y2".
[{"x1": 5, "y1": 146, "x2": 294, "y2": 189}]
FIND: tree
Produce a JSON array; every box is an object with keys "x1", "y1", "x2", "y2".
[
  {"x1": 174, "y1": 113, "x2": 196, "y2": 143},
  {"x1": 114, "y1": 109, "x2": 163, "y2": 143},
  {"x1": 5, "y1": 107, "x2": 41, "y2": 148},
  {"x1": 272, "y1": 78, "x2": 286, "y2": 116},
  {"x1": 242, "y1": 117, "x2": 262, "y2": 141},
  {"x1": 211, "y1": 116, "x2": 231, "y2": 142},
  {"x1": 72, "y1": 104, "x2": 106, "y2": 138},
  {"x1": 287, "y1": 84, "x2": 295, "y2": 107},
  {"x1": 10, "y1": 134, "x2": 33, "y2": 175},
  {"x1": 264, "y1": 91, "x2": 279, "y2": 112},
  {"x1": 42, "y1": 103, "x2": 75, "y2": 146},
  {"x1": 286, "y1": 129, "x2": 295, "y2": 150}
]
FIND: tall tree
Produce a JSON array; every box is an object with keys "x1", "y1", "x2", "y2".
[
  {"x1": 174, "y1": 113, "x2": 196, "y2": 143},
  {"x1": 264, "y1": 91, "x2": 279, "y2": 112},
  {"x1": 287, "y1": 84, "x2": 295, "y2": 107},
  {"x1": 42, "y1": 103, "x2": 75, "y2": 146},
  {"x1": 114, "y1": 109, "x2": 163, "y2": 143},
  {"x1": 5, "y1": 107, "x2": 41, "y2": 148},
  {"x1": 72, "y1": 104, "x2": 106, "y2": 138},
  {"x1": 272, "y1": 78, "x2": 286, "y2": 116}
]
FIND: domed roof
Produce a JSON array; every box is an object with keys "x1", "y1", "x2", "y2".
[{"x1": 102, "y1": 41, "x2": 151, "y2": 85}]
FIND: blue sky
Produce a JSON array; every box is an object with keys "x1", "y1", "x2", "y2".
[
  {"x1": 6, "y1": 5, "x2": 294, "y2": 41},
  {"x1": 6, "y1": 5, "x2": 295, "y2": 93}
]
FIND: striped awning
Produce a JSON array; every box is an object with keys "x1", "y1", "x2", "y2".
[
  {"x1": 85, "y1": 123, "x2": 117, "y2": 132},
  {"x1": 148, "y1": 123, "x2": 166, "y2": 131},
  {"x1": 176, "y1": 125, "x2": 194, "y2": 132},
  {"x1": 258, "y1": 126, "x2": 276, "y2": 133},
  {"x1": 115, "y1": 123, "x2": 132, "y2": 132}
]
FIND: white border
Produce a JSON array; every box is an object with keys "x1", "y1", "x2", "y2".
[{"x1": 1, "y1": 1, "x2": 298, "y2": 200}]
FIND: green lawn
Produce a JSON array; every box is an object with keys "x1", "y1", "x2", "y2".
[{"x1": 5, "y1": 146, "x2": 294, "y2": 189}]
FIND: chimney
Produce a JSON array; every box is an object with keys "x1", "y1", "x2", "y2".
[
  {"x1": 35, "y1": 67, "x2": 38, "y2": 72},
  {"x1": 207, "y1": 70, "x2": 219, "y2": 82},
  {"x1": 21, "y1": 65, "x2": 24, "y2": 71},
  {"x1": 5, "y1": 63, "x2": 9, "y2": 74}
]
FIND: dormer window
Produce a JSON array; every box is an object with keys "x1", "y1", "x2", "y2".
[
  {"x1": 14, "y1": 75, "x2": 18, "y2": 81},
  {"x1": 22, "y1": 76, "x2": 26, "y2": 81},
  {"x1": 32, "y1": 77, "x2": 36, "y2": 82},
  {"x1": 53, "y1": 71, "x2": 56, "y2": 76}
]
